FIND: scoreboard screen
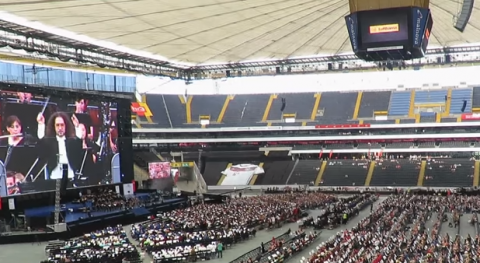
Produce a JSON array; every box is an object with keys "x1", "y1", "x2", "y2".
[
  {"x1": 359, "y1": 8, "x2": 409, "y2": 45},
  {"x1": 345, "y1": 6, "x2": 433, "y2": 61}
]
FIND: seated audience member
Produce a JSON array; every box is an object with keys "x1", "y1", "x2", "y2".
[
  {"x1": 132, "y1": 192, "x2": 336, "y2": 261},
  {"x1": 43, "y1": 225, "x2": 139, "y2": 263},
  {"x1": 303, "y1": 194, "x2": 480, "y2": 263}
]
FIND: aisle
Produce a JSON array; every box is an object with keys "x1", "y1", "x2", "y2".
[
  {"x1": 459, "y1": 213, "x2": 475, "y2": 238},
  {"x1": 286, "y1": 197, "x2": 385, "y2": 263},
  {"x1": 123, "y1": 223, "x2": 152, "y2": 263},
  {"x1": 208, "y1": 209, "x2": 326, "y2": 263},
  {"x1": 440, "y1": 213, "x2": 459, "y2": 237}
]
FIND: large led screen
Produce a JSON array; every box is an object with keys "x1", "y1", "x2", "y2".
[
  {"x1": 0, "y1": 90, "x2": 131, "y2": 196},
  {"x1": 359, "y1": 8, "x2": 409, "y2": 45}
]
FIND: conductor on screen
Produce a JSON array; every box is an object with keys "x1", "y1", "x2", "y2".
[{"x1": 36, "y1": 112, "x2": 83, "y2": 180}]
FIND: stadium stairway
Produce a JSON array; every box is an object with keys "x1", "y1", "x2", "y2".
[
  {"x1": 203, "y1": 161, "x2": 228, "y2": 185},
  {"x1": 268, "y1": 93, "x2": 315, "y2": 121},
  {"x1": 364, "y1": 161, "x2": 375, "y2": 186},
  {"x1": 163, "y1": 95, "x2": 188, "y2": 127},
  {"x1": 357, "y1": 91, "x2": 391, "y2": 118},
  {"x1": 222, "y1": 94, "x2": 270, "y2": 126},
  {"x1": 417, "y1": 160, "x2": 427, "y2": 186},
  {"x1": 145, "y1": 94, "x2": 171, "y2": 128},
  {"x1": 314, "y1": 161, "x2": 327, "y2": 186},
  {"x1": 369, "y1": 159, "x2": 421, "y2": 186},
  {"x1": 256, "y1": 161, "x2": 295, "y2": 185},
  {"x1": 423, "y1": 159, "x2": 475, "y2": 187},
  {"x1": 317, "y1": 92, "x2": 357, "y2": 124},
  {"x1": 321, "y1": 160, "x2": 369, "y2": 186},
  {"x1": 474, "y1": 161, "x2": 480, "y2": 187},
  {"x1": 287, "y1": 160, "x2": 322, "y2": 185},
  {"x1": 190, "y1": 95, "x2": 226, "y2": 125}
]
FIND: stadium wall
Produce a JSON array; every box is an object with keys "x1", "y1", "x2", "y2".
[{"x1": 137, "y1": 66, "x2": 480, "y2": 95}]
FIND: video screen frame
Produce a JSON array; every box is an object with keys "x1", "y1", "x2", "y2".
[
  {"x1": 358, "y1": 7, "x2": 410, "y2": 49},
  {"x1": 0, "y1": 84, "x2": 134, "y2": 197}
]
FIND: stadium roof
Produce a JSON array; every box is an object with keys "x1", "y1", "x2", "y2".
[{"x1": 1, "y1": 0, "x2": 480, "y2": 66}]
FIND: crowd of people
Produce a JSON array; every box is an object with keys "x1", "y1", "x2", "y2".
[
  {"x1": 299, "y1": 194, "x2": 374, "y2": 230},
  {"x1": 69, "y1": 188, "x2": 168, "y2": 217},
  {"x1": 260, "y1": 229, "x2": 318, "y2": 263},
  {"x1": 302, "y1": 194, "x2": 480, "y2": 263},
  {"x1": 130, "y1": 192, "x2": 335, "y2": 262},
  {"x1": 42, "y1": 225, "x2": 140, "y2": 263}
]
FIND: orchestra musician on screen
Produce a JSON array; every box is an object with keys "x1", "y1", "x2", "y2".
[
  {"x1": 0, "y1": 91, "x2": 121, "y2": 196},
  {"x1": 149, "y1": 163, "x2": 170, "y2": 179}
]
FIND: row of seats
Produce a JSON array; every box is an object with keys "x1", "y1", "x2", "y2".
[
  {"x1": 139, "y1": 87, "x2": 480, "y2": 128},
  {"x1": 201, "y1": 159, "x2": 477, "y2": 187},
  {"x1": 292, "y1": 141, "x2": 475, "y2": 150}
]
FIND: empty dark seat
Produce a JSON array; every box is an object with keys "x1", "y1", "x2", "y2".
[
  {"x1": 370, "y1": 159, "x2": 420, "y2": 186},
  {"x1": 257, "y1": 161, "x2": 295, "y2": 185},
  {"x1": 321, "y1": 160, "x2": 369, "y2": 186},
  {"x1": 203, "y1": 162, "x2": 228, "y2": 185},
  {"x1": 423, "y1": 159, "x2": 474, "y2": 187},
  {"x1": 288, "y1": 160, "x2": 322, "y2": 185}
]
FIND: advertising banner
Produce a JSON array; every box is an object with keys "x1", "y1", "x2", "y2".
[
  {"x1": 412, "y1": 8, "x2": 429, "y2": 48},
  {"x1": 131, "y1": 102, "x2": 153, "y2": 117},
  {"x1": 461, "y1": 113, "x2": 480, "y2": 121},
  {"x1": 345, "y1": 13, "x2": 359, "y2": 52}
]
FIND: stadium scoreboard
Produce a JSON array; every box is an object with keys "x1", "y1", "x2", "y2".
[{"x1": 345, "y1": 6, "x2": 433, "y2": 61}]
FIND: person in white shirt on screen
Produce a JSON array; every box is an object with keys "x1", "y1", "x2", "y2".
[{"x1": 36, "y1": 112, "x2": 83, "y2": 180}]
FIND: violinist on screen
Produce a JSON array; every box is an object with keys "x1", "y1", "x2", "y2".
[
  {"x1": 0, "y1": 115, "x2": 35, "y2": 147},
  {"x1": 78, "y1": 123, "x2": 101, "y2": 182},
  {"x1": 71, "y1": 99, "x2": 94, "y2": 140},
  {"x1": 36, "y1": 112, "x2": 84, "y2": 180}
]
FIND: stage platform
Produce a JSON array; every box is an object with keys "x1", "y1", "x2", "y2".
[
  {"x1": 0, "y1": 196, "x2": 186, "y2": 244},
  {"x1": 24, "y1": 194, "x2": 184, "y2": 223}
]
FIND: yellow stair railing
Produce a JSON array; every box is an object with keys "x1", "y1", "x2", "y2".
[
  {"x1": 262, "y1": 94, "x2": 277, "y2": 122},
  {"x1": 315, "y1": 161, "x2": 327, "y2": 186},
  {"x1": 474, "y1": 161, "x2": 480, "y2": 187},
  {"x1": 417, "y1": 160, "x2": 427, "y2": 186},
  {"x1": 364, "y1": 161, "x2": 376, "y2": 186},
  {"x1": 353, "y1": 91, "x2": 363, "y2": 119}
]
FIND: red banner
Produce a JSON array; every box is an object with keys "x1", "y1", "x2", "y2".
[
  {"x1": 461, "y1": 113, "x2": 480, "y2": 120},
  {"x1": 315, "y1": 123, "x2": 371, "y2": 129},
  {"x1": 131, "y1": 102, "x2": 153, "y2": 117}
]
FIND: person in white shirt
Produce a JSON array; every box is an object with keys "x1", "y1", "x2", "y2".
[{"x1": 36, "y1": 111, "x2": 84, "y2": 180}]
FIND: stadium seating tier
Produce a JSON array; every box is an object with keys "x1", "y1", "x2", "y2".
[
  {"x1": 369, "y1": 159, "x2": 420, "y2": 186},
  {"x1": 140, "y1": 88, "x2": 477, "y2": 128}
]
